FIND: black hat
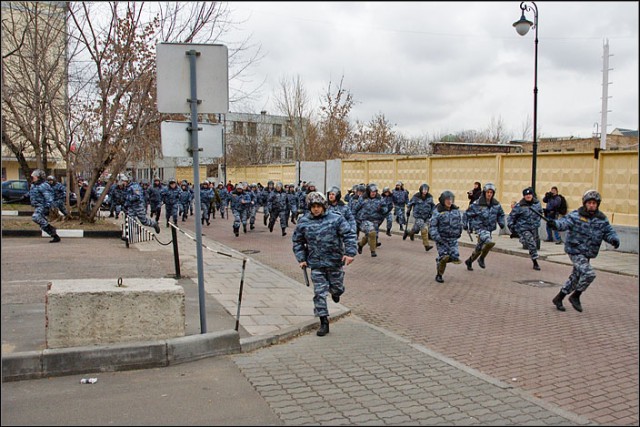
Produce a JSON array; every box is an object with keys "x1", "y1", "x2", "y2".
[{"x1": 522, "y1": 187, "x2": 534, "y2": 196}]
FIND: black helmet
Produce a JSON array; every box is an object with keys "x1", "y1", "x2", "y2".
[
  {"x1": 439, "y1": 190, "x2": 455, "y2": 205},
  {"x1": 419, "y1": 183, "x2": 430, "y2": 193},
  {"x1": 327, "y1": 186, "x2": 342, "y2": 202},
  {"x1": 366, "y1": 183, "x2": 378, "y2": 197},
  {"x1": 582, "y1": 189, "x2": 601, "y2": 207},
  {"x1": 356, "y1": 184, "x2": 366, "y2": 193}
]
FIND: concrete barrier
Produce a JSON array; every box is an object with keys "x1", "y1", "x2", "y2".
[{"x1": 45, "y1": 278, "x2": 185, "y2": 349}]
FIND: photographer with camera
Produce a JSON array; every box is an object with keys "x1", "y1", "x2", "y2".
[
  {"x1": 542, "y1": 186, "x2": 565, "y2": 244},
  {"x1": 466, "y1": 181, "x2": 482, "y2": 207}
]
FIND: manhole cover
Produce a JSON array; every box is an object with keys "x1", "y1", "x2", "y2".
[
  {"x1": 515, "y1": 280, "x2": 558, "y2": 288},
  {"x1": 240, "y1": 249, "x2": 260, "y2": 254}
]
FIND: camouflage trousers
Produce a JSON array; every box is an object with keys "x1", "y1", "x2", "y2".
[
  {"x1": 179, "y1": 202, "x2": 190, "y2": 219},
  {"x1": 200, "y1": 201, "x2": 211, "y2": 220},
  {"x1": 518, "y1": 229, "x2": 539, "y2": 260},
  {"x1": 127, "y1": 205, "x2": 157, "y2": 228},
  {"x1": 165, "y1": 203, "x2": 179, "y2": 223},
  {"x1": 410, "y1": 218, "x2": 429, "y2": 236},
  {"x1": 435, "y1": 238, "x2": 460, "y2": 262},
  {"x1": 561, "y1": 254, "x2": 597, "y2": 294},
  {"x1": 472, "y1": 229, "x2": 494, "y2": 252},
  {"x1": 269, "y1": 209, "x2": 288, "y2": 230},
  {"x1": 31, "y1": 207, "x2": 50, "y2": 230},
  {"x1": 311, "y1": 267, "x2": 345, "y2": 317},
  {"x1": 394, "y1": 205, "x2": 407, "y2": 226},
  {"x1": 232, "y1": 209, "x2": 248, "y2": 229}
]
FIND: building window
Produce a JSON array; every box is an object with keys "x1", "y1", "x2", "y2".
[
  {"x1": 272, "y1": 123, "x2": 282, "y2": 137},
  {"x1": 233, "y1": 121, "x2": 244, "y2": 135},
  {"x1": 285, "y1": 125, "x2": 294, "y2": 137},
  {"x1": 247, "y1": 122, "x2": 257, "y2": 136},
  {"x1": 285, "y1": 146, "x2": 294, "y2": 160},
  {"x1": 272, "y1": 146, "x2": 282, "y2": 161}
]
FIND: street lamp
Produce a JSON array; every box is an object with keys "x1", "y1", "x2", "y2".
[{"x1": 513, "y1": 1, "x2": 538, "y2": 194}]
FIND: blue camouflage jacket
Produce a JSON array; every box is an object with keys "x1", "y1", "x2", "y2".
[
  {"x1": 430, "y1": 203, "x2": 464, "y2": 241},
  {"x1": 29, "y1": 181, "x2": 54, "y2": 209},
  {"x1": 327, "y1": 200, "x2": 357, "y2": 232},
  {"x1": 465, "y1": 194, "x2": 506, "y2": 232},
  {"x1": 407, "y1": 192, "x2": 436, "y2": 221},
  {"x1": 352, "y1": 194, "x2": 388, "y2": 223},
  {"x1": 507, "y1": 198, "x2": 542, "y2": 234},
  {"x1": 391, "y1": 188, "x2": 409, "y2": 207},
  {"x1": 555, "y1": 206, "x2": 620, "y2": 258},
  {"x1": 292, "y1": 210, "x2": 357, "y2": 269}
]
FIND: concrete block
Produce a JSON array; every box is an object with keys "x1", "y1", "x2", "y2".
[{"x1": 46, "y1": 278, "x2": 185, "y2": 349}]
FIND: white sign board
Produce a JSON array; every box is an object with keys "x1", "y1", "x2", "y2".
[
  {"x1": 156, "y1": 43, "x2": 229, "y2": 114},
  {"x1": 161, "y1": 121, "x2": 223, "y2": 158}
]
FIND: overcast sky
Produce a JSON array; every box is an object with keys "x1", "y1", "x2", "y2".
[{"x1": 223, "y1": 1, "x2": 638, "y2": 140}]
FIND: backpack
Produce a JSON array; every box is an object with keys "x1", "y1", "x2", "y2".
[{"x1": 558, "y1": 195, "x2": 568, "y2": 215}]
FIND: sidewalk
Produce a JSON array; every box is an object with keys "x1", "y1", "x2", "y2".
[{"x1": 2, "y1": 217, "x2": 638, "y2": 426}]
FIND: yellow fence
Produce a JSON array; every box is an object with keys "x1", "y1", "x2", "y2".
[{"x1": 228, "y1": 150, "x2": 638, "y2": 227}]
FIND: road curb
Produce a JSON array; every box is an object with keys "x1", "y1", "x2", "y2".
[{"x1": 1, "y1": 330, "x2": 240, "y2": 382}]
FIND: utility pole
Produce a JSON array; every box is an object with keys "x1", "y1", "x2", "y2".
[{"x1": 600, "y1": 39, "x2": 612, "y2": 150}]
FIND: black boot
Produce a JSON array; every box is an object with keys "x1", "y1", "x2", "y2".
[
  {"x1": 243, "y1": 224, "x2": 247, "y2": 233},
  {"x1": 234, "y1": 227, "x2": 239, "y2": 237},
  {"x1": 533, "y1": 259, "x2": 540, "y2": 270},
  {"x1": 44, "y1": 225, "x2": 61, "y2": 243},
  {"x1": 552, "y1": 291, "x2": 567, "y2": 311},
  {"x1": 386, "y1": 229, "x2": 391, "y2": 236},
  {"x1": 282, "y1": 228, "x2": 287, "y2": 236},
  {"x1": 569, "y1": 290, "x2": 583, "y2": 312},
  {"x1": 264, "y1": 215, "x2": 268, "y2": 226},
  {"x1": 331, "y1": 293, "x2": 340, "y2": 303},
  {"x1": 317, "y1": 316, "x2": 329, "y2": 337},
  {"x1": 465, "y1": 258, "x2": 473, "y2": 271},
  {"x1": 477, "y1": 257, "x2": 486, "y2": 269},
  {"x1": 435, "y1": 274, "x2": 444, "y2": 283},
  {"x1": 402, "y1": 229, "x2": 408, "y2": 240},
  {"x1": 250, "y1": 224, "x2": 255, "y2": 230},
  {"x1": 399, "y1": 224, "x2": 404, "y2": 231}
]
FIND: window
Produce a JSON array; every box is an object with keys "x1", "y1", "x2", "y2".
[
  {"x1": 272, "y1": 146, "x2": 282, "y2": 161},
  {"x1": 285, "y1": 146, "x2": 294, "y2": 160},
  {"x1": 272, "y1": 123, "x2": 282, "y2": 137},
  {"x1": 247, "y1": 122, "x2": 257, "y2": 136},
  {"x1": 285, "y1": 125, "x2": 294, "y2": 137},
  {"x1": 233, "y1": 121, "x2": 244, "y2": 135}
]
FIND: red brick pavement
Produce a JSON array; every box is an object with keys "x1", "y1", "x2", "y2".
[{"x1": 187, "y1": 214, "x2": 638, "y2": 426}]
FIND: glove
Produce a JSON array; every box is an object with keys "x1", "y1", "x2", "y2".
[
  {"x1": 612, "y1": 240, "x2": 620, "y2": 249},
  {"x1": 548, "y1": 220, "x2": 558, "y2": 230}
]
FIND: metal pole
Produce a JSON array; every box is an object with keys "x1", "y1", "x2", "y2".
[
  {"x1": 187, "y1": 49, "x2": 207, "y2": 333},
  {"x1": 171, "y1": 225, "x2": 181, "y2": 279},
  {"x1": 531, "y1": 3, "x2": 538, "y2": 195},
  {"x1": 235, "y1": 258, "x2": 247, "y2": 331}
]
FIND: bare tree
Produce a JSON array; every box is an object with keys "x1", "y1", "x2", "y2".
[
  {"x1": 1, "y1": 2, "x2": 68, "y2": 186},
  {"x1": 352, "y1": 113, "x2": 396, "y2": 153},
  {"x1": 314, "y1": 76, "x2": 354, "y2": 160},
  {"x1": 63, "y1": 1, "x2": 262, "y2": 221},
  {"x1": 486, "y1": 115, "x2": 512, "y2": 144},
  {"x1": 274, "y1": 74, "x2": 313, "y2": 162}
]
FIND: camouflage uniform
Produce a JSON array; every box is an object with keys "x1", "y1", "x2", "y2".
[
  {"x1": 259, "y1": 181, "x2": 275, "y2": 226},
  {"x1": 430, "y1": 191, "x2": 464, "y2": 282},
  {"x1": 352, "y1": 184, "x2": 388, "y2": 257},
  {"x1": 47, "y1": 177, "x2": 68, "y2": 216},
  {"x1": 286, "y1": 185, "x2": 299, "y2": 224},
  {"x1": 464, "y1": 184, "x2": 506, "y2": 270},
  {"x1": 124, "y1": 180, "x2": 160, "y2": 233},
  {"x1": 550, "y1": 190, "x2": 620, "y2": 312},
  {"x1": 507, "y1": 188, "x2": 543, "y2": 269},
  {"x1": 267, "y1": 183, "x2": 290, "y2": 235},
  {"x1": 199, "y1": 182, "x2": 214, "y2": 225},
  {"x1": 161, "y1": 181, "x2": 181, "y2": 226},
  {"x1": 381, "y1": 188, "x2": 394, "y2": 235},
  {"x1": 29, "y1": 171, "x2": 60, "y2": 242},
  {"x1": 405, "y1": 184, "x2": 436, "y2": 251},
  {"x1": 148, "y1": 179, "x2": 164, "y2": 222},
  {"x1": 230, "y1": 186, "x2": 251, "y2": 235},
  {"x1": 327, "y1": 187, "x2": 357, "y2": 233},
  {"x1": 292, "y1": 207, "x2": 357, "y2": 319},
  {"x1": 392, "y1": 183, "x2": 409, "y2": 230},
  {"x1": 178, "y1": 183, "x2": 193, "y2": 221}
]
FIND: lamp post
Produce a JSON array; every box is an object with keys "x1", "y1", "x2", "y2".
[{"x1": 513, "y1": 1, "x2": 538, "y2": 194}]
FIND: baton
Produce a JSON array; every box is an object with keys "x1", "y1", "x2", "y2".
[
  {"x1": 528, "y1": 207, "x2": 548, "y2": 222},
  {"x1": 302, "y1": 266, "x2": 310, "y2": 287},
  {"x1": 467, "y1": 229, "x2": 474, "y2": 242}
]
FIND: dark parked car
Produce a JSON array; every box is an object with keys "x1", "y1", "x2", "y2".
[
  {"x1": 1, "y1": 179, "x2": 77, "y2": 205},
  {"x1": 1, "y1": 180, "x2": 30, "y2": 203}
]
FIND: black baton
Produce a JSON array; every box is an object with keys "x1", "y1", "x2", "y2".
[{"x1": 302, "y1": 266, "x2": 310, "y2": 287}]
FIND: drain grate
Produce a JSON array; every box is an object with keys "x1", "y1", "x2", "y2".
[
  {"x1": 515, "y1": 279, "x2": 558, "y2": 288},
  {"x1": 240, "y1": 249, "x2": 260, "y2": 254}
]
